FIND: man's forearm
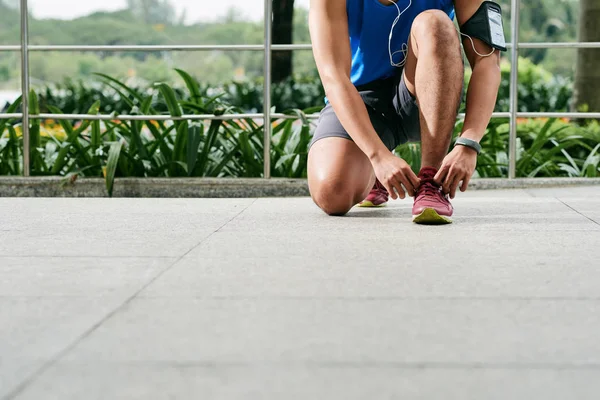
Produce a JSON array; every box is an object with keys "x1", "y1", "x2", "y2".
[
  {"x1": 325, "y1": 80, "x2": 389, "y2": 160},
  {"x1": 461, "y1": 58, "x2": 501, "y2": 142}
]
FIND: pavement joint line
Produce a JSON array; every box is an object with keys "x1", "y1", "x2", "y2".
[
  {"x1": 0, "y1": 255, "x2": 177, "y2": 259},
  {"x1": 134, "y1": 295, "x2": 600, "y2": 301},
  {"x1": 3, "y1": 296, "x2": 600, "y2": 300},
  {"x1": 557, "y1": 198, "x2": 600, "y2": 227},
  {"x1": 47, "y1": 360, "x2": 600, "y2": 371},
  {"x1": 1, "y1": 199, "x2": 258, "y2": 400}
]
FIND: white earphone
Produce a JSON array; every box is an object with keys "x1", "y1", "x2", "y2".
[
  {"x1": 388, "y1": 0, "x2": 495, "y2": 68},
  {"x1": 458, "y1": 31, "x2": 496, "y2": 57},
  {"x1": 388, "y1": 0, "x2": 413, "y2": 67}
]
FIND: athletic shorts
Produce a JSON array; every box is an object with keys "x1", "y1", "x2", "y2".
[{"x1": 310, "y1": 72, "x2": 420, "y2": 151}]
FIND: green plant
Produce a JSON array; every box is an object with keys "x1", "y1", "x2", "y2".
[
  {"x1": 496, "y1": 57, "x2": 572, "y2": 112},
  {"x1": 0, "y1": 96, "x2": 22, "y2": 175},
  {"x1": 394, "y1": 117, "x2": 600, "y2": 179},
  {"x1": 2, "y1": 71, "x2": 598, "y2": 196}
]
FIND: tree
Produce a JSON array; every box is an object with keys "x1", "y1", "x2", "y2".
[
  {"x1": 0, "y1": 0, "x2": 18, "y2": 9},
  {"x1": 126, "y1": 0, "x2": 178, "y2": 25},
  {"x1": 574, "y1": 0, "x2": 600, "y2": 112},
  {"x1": 272, "y1": 0, "x2": 295, "y2": 82}
]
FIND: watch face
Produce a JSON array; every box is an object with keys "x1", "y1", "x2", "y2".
[{"x1": 487, "y1": 8, "x2": 506, "y2": 48}]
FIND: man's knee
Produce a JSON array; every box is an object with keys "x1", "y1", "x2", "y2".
[
  {"x1": 310, "y1": 177, "x2": 357, "y2": 216},
  {"x1": 412, "y1": 10, "x2": 460, "y2": 50}
]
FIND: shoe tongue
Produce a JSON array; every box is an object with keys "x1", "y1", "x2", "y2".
[{"x1": 418, "y1": 167, "x2": 438, "y2": 180}]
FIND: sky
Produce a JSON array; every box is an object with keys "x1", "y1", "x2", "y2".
[{"x1": 29, "y1": 0, "x2": 311, "y2": 23}]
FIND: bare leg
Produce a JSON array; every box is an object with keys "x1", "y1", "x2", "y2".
[
  {"x1": 308, "y1": 137, "x2": 375, "y2": 216},
  {"x1": 402, "y1": 10, "x2": 464, "y2": 169}
]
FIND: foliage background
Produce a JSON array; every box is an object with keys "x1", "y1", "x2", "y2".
[{"x1": 0, "y1": 0, "x2": 598, "y2": 186}]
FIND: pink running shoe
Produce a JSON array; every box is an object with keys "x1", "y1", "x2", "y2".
[
  {"x1": 412, "y1": 167, "x2": 453, "y2": 224},
  {"x1": 358, "y1": 179, "x2": 389, "y2": 207}
]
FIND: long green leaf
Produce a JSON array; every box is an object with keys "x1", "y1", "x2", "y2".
[
  {"x1": 28, "y1": 91, "x2": 42, "y2": 174},
  {"x1": 173, "y1": 122, "x2": 188, "y2": 166},
  {"x1": 7, "y1": 125, "x2": 20, "y2": 175},
  {"x1": 0, "y1": 96, "x2": 22, "y2": 135},
  {"x1": 186, "y1": 124, "x2": 203, "y2": 176},
  {"x1": 91, "y1": 120, "x2": 101, "y2": 148},
  {"x1": 95, "y1": 73, "x2": 145, "y2": 104},
  {"x1": 105, "y1": 141, "x2": 122, "y2": 197},
  {"x1": 175, "y1": 69, "x2": 202, "y2": 105},
  {"x1": 156, "y1": 82, "x2": 182, "y2": 117},
  {"x1": 198, "y1": 119, "x2": 222, "y2": 175},
  {"x1": 49, "y1": 102, "x2": 99, "y2": 174},
  {"x1": 147, "y1": 124, "x2": 175, "y2": 159}
]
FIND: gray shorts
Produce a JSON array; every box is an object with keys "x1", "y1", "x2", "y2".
[{"x1": 310, "y1": 72, "x2": 420, "y2": 151}]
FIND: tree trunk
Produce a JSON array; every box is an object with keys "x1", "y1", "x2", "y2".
[
  {"x1": 574, "y1": 0, "x2": 600, "y2": 112},
  {"x1": 271, "y1": 0, "x2": 295, "y2": 83}
]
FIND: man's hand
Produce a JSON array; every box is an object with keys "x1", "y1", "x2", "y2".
[
  {"x1": 371, "y1": 152, "x2": 420, "y2": 200},
  {"x1": 434, "y1": 145, "x2": 478, "y2": 199}
]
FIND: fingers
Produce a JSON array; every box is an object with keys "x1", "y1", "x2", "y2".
[
  {"x1": 449, "y1": 176, "x2": 459, "y2": 199},
  {"x1": 385, "y1": 171, "x2": 414, "y2": 200},
  {"x1": 442, "y1": 171, "x2": 456, "y2": 196},
  {"x1": 460, "y1": 175, "x2": 471, "y2": 192},
  {"x1": 434, "y1": 164, "x2": 450, "y2": 185},
  {"x1": 399, "y1": 176, "x2": 414, "y2": 197},
  {"x1": 442, "y1": 168, "x2": 459, "y2": 199},
  {"x1": 406, "y1": 169, "x2": 420, "y2": 195},
  {"x1": 445, "y1": 169, "x2": 472, "y2": 199},
  {"x1": 382, "y1": 178, "x2": 406, "y2": 200},
  {"x1": 392, "y1": 178, "x2": 406, "y2": 199},
  {"x1": 383, "y1": 181, "x2": 398, "y2": 200}
]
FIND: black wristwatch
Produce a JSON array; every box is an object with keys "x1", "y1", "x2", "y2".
[{"x1": 455, "y1": 137, "x2": 482, "y2": 155}]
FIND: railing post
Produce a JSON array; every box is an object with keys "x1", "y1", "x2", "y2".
[
  {"x1": 20, "y1": 0, "x2": 30, "y2": 177},
  {"x1": 508, "y1": 0, "x2": 520, "y2": 179},
  {"x1": 263, "y1": 0, "x2": 273, "y2": 179}
]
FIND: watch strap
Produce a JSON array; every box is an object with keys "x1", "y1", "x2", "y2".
[{"x1": 455, "y1": 137, "x2": 482, "y2": 155}]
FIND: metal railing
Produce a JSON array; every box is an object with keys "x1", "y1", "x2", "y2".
[{"x1": 2, "y1": 0, "x2": 599, "y2": 178}]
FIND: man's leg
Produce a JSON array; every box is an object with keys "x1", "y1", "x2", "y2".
[
  {"x1": 400, "y1": 10, "x2": 463, "y2": 224},
  {"x1": 402, "y1": 10, "x2": 464, "y2": 168},
  {"x1": 308, "y1": 137, "x2": 375, "y2": 216}
]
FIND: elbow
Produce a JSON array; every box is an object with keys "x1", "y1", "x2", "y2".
[{"x1": 319, "y1": 70, "x2": 351, "y2": 98}]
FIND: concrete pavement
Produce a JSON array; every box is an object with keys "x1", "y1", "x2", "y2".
[{"x1": 1, "y1": 186, "x2": 599, "y2": 399}]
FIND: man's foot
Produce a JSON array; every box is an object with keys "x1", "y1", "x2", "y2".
[
  {"x1": 412, "y1": 167, "x2": 453, "y2": 224},
  {"x1": 358, "y1": 179, "x2": 389, "y2": 207}
]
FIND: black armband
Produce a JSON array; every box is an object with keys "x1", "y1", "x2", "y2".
[{"x1": 460, "y1": 1, "x2": 507, "y2": 52}]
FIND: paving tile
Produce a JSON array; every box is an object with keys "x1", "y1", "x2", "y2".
[
  {"x1": 0, "y1": 198, "x2": 254, "y2": 232},
  {"x1": 61, "y1": 298, "x2": 600, "y2": 365},
  {"x1": 142, "y1": 227, "x2": 599, "y2": 298},
  {"x1": 0, "y1": 257, "x2": 175, "y2": 297},
  {"x1": 11, "y1": 363, "x2": 600, "y2": 400},
  {"x1": 0, "y1": 297, "x2": 128, "y2": 398},
  {"x1": 220, "y1": 197, "x2": 598, "y2": 234}
]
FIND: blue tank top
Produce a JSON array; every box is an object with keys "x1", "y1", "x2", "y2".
[{"x1": 347, "y1": 0, "x2": 455, "y2": 86}]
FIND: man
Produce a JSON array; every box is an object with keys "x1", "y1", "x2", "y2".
[{"x1": 307, "y1": 0, "x2": 503, "y2": 223}]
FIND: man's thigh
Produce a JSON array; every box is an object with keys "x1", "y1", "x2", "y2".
[
  {"x1": 393, "y1": 71, "x2": 422, "y2": 143},
  {"x1": 310, "y1": 102, "x2": 399, "y2": 151}
]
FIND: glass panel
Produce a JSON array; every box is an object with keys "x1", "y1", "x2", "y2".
[
  {"x1": 292, "y1": 1, "x2": 310, "y2": 44},
  {"x1": 0, "y1": 51, "x2": 21, "y2": 176},
  {"x1": 0, "y1": 1, "x2": 21, "y2": 45},
  {"x1": 516, "y1": 116, "x2": 600, "y2": 178},
  {"x1": 517, "y1": 0, "x2": 579, "y2": 43},
  {"x1": 28, "y1": 0, "x2": 264, "y2": 45},
  {"x1": 0, "y1": 52, "x2": 20, "y2": 97},
  {"x1": 29, "y1": 51, "x2": 264, "y2": 113}
]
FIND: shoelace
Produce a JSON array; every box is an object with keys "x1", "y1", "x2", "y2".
[{"x1": 416, "y1": 177, "x2": 441, "y2": 199}]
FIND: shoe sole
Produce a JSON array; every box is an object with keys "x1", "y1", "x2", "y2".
[
  {"x1": 357, "y1": 200, "x2": 387, "y2": 208},
  {"x1": 412, "y1": 208, "x2": 453, "y2": 225}
]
